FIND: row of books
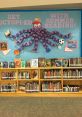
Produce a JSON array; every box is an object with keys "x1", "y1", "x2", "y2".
[
  {"x1": 42, "y1": 69, "x2": 82, "y2": 79},
  {"x1": 1, "y1": 58, "x2": 82, "y2": 68},
  {"x1": 1, "y1": 72, "x2": 16, "y2": 80},
  {"x1": 0, "y1": 84, "x2": 81, "y2": 92},
  {"x1": 63, "y1": 69, "x2": 82, "y2": 78},
  {"x1": 69, "y1": 58, "x2": 82, "y2": 67},
  {"x1": 1, "y1": 69, "x2": 82, "y2": 80},
  {"x1": 42, "y1": 81, "x2": 62, "y2": 92},
  {"x1": 31, "y1": 58, "x2": 82, "y2": 67},
  {"x1": 18, "y1": 72, "x2": 30, "y2": 79},
  {"x1": 43, "y1": 70, "x2": 61, "y2": 79},
  {"x1": 19, "y1": 82, "x2": 39, "y2": 92},
  {"x1": 63, "y1": 85, "x2": 80, "y2": 92},
  {"x1": 2, "y1": 70, "x2": 82, "y2": 80},
  {"x1": 1, "y1": 70, "x2": 39, "y2": 80},
  {"x1": 0, "y1": 84, "x2": 16, "y2": 92}
]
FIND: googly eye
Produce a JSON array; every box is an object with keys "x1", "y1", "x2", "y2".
[
  {"x1": 34, "y1": 24, "x2": 38, "y2": 28},
  {"x1": 38, "y1": 23, "x2": 41, "y2": 27}
]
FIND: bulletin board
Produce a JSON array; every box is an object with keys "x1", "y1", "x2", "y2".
[{"x1": 0, "y1": 10, "x2": 81, "y2": 61}]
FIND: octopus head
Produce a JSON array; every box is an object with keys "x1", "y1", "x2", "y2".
[{"x1": 32, "y1": 18, "x2": 42, "y2": 29}]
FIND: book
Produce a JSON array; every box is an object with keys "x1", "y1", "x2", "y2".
[
  {"x1": 21, "y1": 60, "x2": 26, "y2": 68},
  {"x1": 46, "y1": 59, "x2": 51, "y2": 67},
  {"x1": 25, "y1": 72, "x2": 30, "y2": 79},
  {"x1": 14, "y1": 58, "x2": 21, "y2": 68},
  {"x1": 9, "y1": 62, "x2": 15, "y2": 68},
  {"x1": 30, "y1": 59, "x2": 38, "y2": 67},
  {"x1": 51, "y1": 59, "x2": 56, "y2": 67},
  {"x1": 54, "y1": 58, "x2": 62, "y2": 67},
  {"x1": 62, "y1": 59, "x2": 68, "y2": 67},
  {"x1": 31, "y1": 70, "x2": 38, "y2": 79},
  {"x1": 3, "y1": 62, "x2": 8, "y2": 68},
  {"x1": 0, "y1": 62, "x2": 3, "y2": 68},
  {"x1": 38, "y1": 58, "x2": 46, "y2": 67},
  {"x1": 26, "y1": 60, "x2": 30, "y2": 67},
  {"x1": 19, "y1": 83, "x2": 26, "y2": 91},
  {"x1": 1, "y1": 42, "x2": 8, "y2": 51}
]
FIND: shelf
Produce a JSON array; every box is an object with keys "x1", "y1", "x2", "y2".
[
  {"x1": 40, "y1": 79, "x2": 62, "y2": 81},
  {"x1": 42, "y1": 88, "x2": 62, "y2": 92},
  {"x1": 63, "y1": 67, "x2": 82, "y2": 69},
  {"x1": 0, "y1": 79, "x2": 17, "y2": 83},
  {"x1": 26, "y1": 90, "x2": 39, "y2": 92},
  {"x1": 44, "y1": 76, "x2": 62, "y2": 78},
  {"x1": 63, "y1": 76, "x2": 82, "y2": 78},
  {"x1": 0, "y1": 92, "x2": 82, "y2": 97},
  {"x1": 0, "y1": 67, "x2": 63, "y2": 70},
  {"x1": 39, "y1": 67, "x2": 63, "y2": 69},
  {"x1": 63, "y1": 79, "x2": 82, "y2": 81},
  {"x1": 1, "y1": 67, "x2": 82, "y2": 70},
  {"x1": 18, "y1": 79, "x2": 39, "y2": 81},
  {"x1": 0, "y1": 68, "x2": 39, "y2": 70}
]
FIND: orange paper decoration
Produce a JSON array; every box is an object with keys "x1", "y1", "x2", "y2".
[{"x1": 14, "y1": 49, "x2": 20, "y2": 55}]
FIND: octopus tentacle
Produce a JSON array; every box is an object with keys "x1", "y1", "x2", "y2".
[
  {"x1": 40, "y1": 38, "x2": 51, "y2": 52},
  {"x1": 50, "y1": 36, "x2": 59, "y2": 43},
  {"x1": 16, "y1": 34, "x2": 31, "y2": 45},
  {"x1": 50, "y1": 31, "x2": 71, "y2": 39},
  {"x1": 31, "y1": 38, "x2": 39, "y2": 52},
  {"x1": 9, "y1": 29, "x2": 30, "y2": 39},
  {"x1": 17, "y1": 39, "x2": 33, "y2": 52},
  {"x1": 46, "y1": 39, "x2": 58, "y2": 47}
]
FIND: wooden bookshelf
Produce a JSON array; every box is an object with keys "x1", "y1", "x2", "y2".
[{"x1": 0, "y1": 67, "x2": 82, "y2": 96}]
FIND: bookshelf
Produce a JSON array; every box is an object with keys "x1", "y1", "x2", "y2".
[{"x1": 0, "y1": 67, "x2": 82, "y2": 97}]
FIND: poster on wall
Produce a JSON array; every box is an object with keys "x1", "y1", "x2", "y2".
[{"x1": 0, "y1": 10, "x2": 81, "y2": 61}]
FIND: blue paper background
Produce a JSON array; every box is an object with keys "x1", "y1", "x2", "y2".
[{"x1": 0, "y1": 10, "x2": 81, "y2": 61}]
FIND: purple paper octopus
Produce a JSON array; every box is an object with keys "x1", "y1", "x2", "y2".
[{"x1": 5, "y1": 18, "x2": 71, "y2": 55}]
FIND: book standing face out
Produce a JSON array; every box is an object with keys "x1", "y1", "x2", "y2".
[
  {"x1": 14, "y1": 58, "x2": 21, "y2": 68},
  {"x1": 30, "y1": 59, "x2": 38, "y2": 67},
  {"x1": 9, "y1": 62, "x2": 15, "y2": 68},
  {"x1": 38, "y1": 58, "x2": 46, "y2": 67},
  {"x1": 21, "y1": 61, "x2": 26, "y2": 68}
]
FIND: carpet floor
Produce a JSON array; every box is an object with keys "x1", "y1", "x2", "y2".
[{"x1": 0, "y1": 97, "x2": 82, "y2": 117}]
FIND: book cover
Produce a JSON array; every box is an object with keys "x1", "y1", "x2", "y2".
[
  {"x1": 3, "y1": 61, "x2": 8, "y2": 68},
  {"x1": 9, "y1": 62, "x2": 15, "y2": 68},
  {"x1": 26, "y1": 60, "x2": 30, "y2": 67},
  {"x1": 21, "y1": 60, "x2": 26, "y2": 68},
  {"x1": 31, "y1": 70, "x2": 38, "y2": 79},
  {"x1": 0, "y1": 62, "x2": 3, "y2": 68},
  {"x1": 25, "y1": 72, "x2": 30, "y2": 79},
  {"x1": 30, "y1": 59, "x2": 38, "y2": 67},
  {"x1": 14, "y1": 58, "x2": 21, "y2": 68},
  {"x1": 51, "y1": 59, "x2": 56, "y2": 67},
  {"x1": 1, "y1": 42, "x2": 8, "y2": 51},
  {"x1": 62, "y1": 59, "x2": 68, "y2": 67},
  {"x1": 54, "y1": 58, "x2": 62, "y2": 67},
  {"x1": 38, "y1": 58, "x2": 46, "y2": 67},
  {"x1": 46, "y1": 59, "x2": 51, "y2": 67}
]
